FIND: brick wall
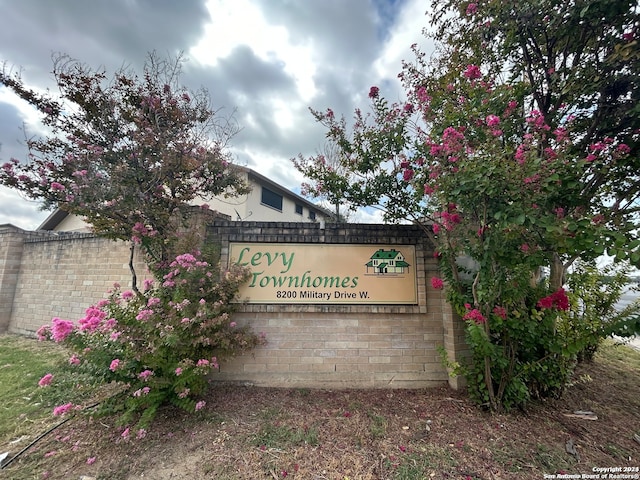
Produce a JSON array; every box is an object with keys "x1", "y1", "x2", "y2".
[
  {"x1": 207, "y1": 220, "x2": 468, "y2": 389},
  {"x1": 0, "y1": 225, "x2": 150, "y2": 336},
  {"x1": 0, "y1": 220, "x2": 469, "y2": 390}
]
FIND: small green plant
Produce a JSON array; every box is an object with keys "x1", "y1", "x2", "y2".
[
  {"x1": 564, "y1": 260, "x2": 640, "y2": 361},
  {"x1": 253, "y1": 422, "x2": 319, "y2": 448},
  {"x1": 36, "y1": 251, "x2": 264, "y2": 434},
  {"x1": 368, "y1": 412, "x2": 387, "y2": 439}
]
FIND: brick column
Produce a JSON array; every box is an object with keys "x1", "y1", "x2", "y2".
[
  {"x1": 442, "y1": 300, "x2": 469, "y2": 390},
  {"x1": 0, "y1": 226, "x2": 26, "y2": 333}
]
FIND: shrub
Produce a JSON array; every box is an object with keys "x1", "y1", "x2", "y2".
[
  {"x1": 563, "y1": 261, "x2": 640, "y2": 361},
  {"x1": 37, "y1": 251, "x2": 264, "y2": 432}
]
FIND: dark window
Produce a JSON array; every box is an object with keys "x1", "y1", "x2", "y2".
[
  {"x1": 261, "y1": 187, "x2": 283, "y2": 211},
  {"x1": 295, "y1": 203, "x2": 303, "y2": 215},
  {"x1": 309, "y1": 211, "x2": 316, "y2": 220}
]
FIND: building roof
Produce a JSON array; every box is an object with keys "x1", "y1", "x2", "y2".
[
  {"x1": 38, "y1": 167, "x2": 333, "y2": 231},
  {"x1": 369, "y1": 248, "x2": 404, "y2": 260}
]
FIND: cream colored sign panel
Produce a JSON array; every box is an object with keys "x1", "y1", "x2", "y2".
[{"x1": 229, "y1": 243, "x2": 417, "y2": 304}]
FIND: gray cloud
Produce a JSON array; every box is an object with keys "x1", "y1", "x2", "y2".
[{"x1": 0, "y1": 0, "x2": 426, "y2": 228}]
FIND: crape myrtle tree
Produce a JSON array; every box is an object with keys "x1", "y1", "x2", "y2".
[
  {"x1": 293, "y1": 139, "x2": 355, "y2": 222},
  {"x1": 0, "y1": 52, "x2": 250, "y2": 282},
  {"x1": 295, "y1": 0, "x2": 640, "y2": 410},
  {"x1": 1, "y1": 53, "x2": 263, "y2": 431}
]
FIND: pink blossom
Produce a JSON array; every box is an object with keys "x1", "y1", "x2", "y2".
[
  {"x1": 465, "y1": 2, "x2": 478, "y2": 15},
  {"x1": 51, "y1": 318, "x2": 74, "y2": 342},
  {"x1": 415, "y1": 86, "x2": 431, "y2": 103},
  {"x1": 537, "y1": 288, "x2": 569, "y2": 310},
  {"x1": 178, "y1": 388, "x2": 190, "y2": 399},
  {"x1": 431, "y1": 277, "x2": 444, "y2": 290},
  {"x1": 50, "y1": 182, "x2": 65, "y2": 191},
  {"x1": 136, "y1": 309, "x2": 154, "y2": 321},
  {"x1": 79, "y1": 306, "x2": 106, "y2": 332},
  {"x1": 36, "y1": 325, "x2": 51, "y2": 341},
  {"x1": 143, "y1": 279, "x2": 154, "y2": 291},
  {"x1": 38, "y1": 373, "x2": 53, "y2": 387},
  {"x1": 463, "y1": 308, "x2": 486, "y2": 324},
  {"x1": 109, "y1": 359, "x2": 121, "y2": 372},
  {"x1": 623, "y1": 32, "x2": 634, "y2": 41},
  {"x1": 121, "y1": 427, "x2": 130, "y2": 440},
  {"x1": 147, "y1": 297, "x2": 161, "y2": 307},
  {"x1": 138, "y1": 369, "x2": 154, "y2": 381},
  {"x1": 616, "y1": 143, "x2": 631, "y2": 155},
  {"x1": 463, "y1": 64, "x2": 482, "y2": 80},
  {"x1": 136, "y1": 429, "x2": 147, "y2": 440},
  {"x1": 53, "y1": 403, "x2": 74, "y2": 416},
  {"x1": 553, "y1": 127, "x2": 569, "y2": 143},
  {"x1": 175, "y1": 367, "x2": 183, "y2": 376},
  {"x1": 230, "y1": 321, "x2": 237, "y2": 328},
  {"x1": 86, "y1": 456, "x2": 96, "y2": 465},
  {"x1": 485, "y1": 114, "x2": 500, "y2": 127},
  {"x1": 196, "y1": 359, "x2": 210, "y2": 367},
  {"x1": 493, "y1": 306, "x2": 507, "y2": 319},
  {"x1": 69, "y1": 354, "x2": 81, "y2": 365},
  {"x1": 121, "y1": 290, "x2": 134, "y2": 300},
  {"x1": 44, "y1": 450, "x2": 57, "y2": 458},
  {"x1": 520, "y1": 244, "x2": 530, "y2": 253},
  {"x1": 195, "y1": 400, "x2": 206, "y2": 411},
  {"x1": 432, "y1": 223, "x2": 441, "y2": 235},
  {"x1": 368, "y1": 86, "x2": 379, "y2": 99},
  {"x1": 402, "y1": 169, "x2": 414, "y2": 181}
]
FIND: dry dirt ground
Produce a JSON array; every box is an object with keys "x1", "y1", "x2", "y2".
[{"x1": 3, "y1": 343, "x2": 640, "y2": 480}]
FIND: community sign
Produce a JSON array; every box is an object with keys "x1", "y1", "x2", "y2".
[{"x1": 228, "y1": 243, "x2": 417, "y2": 304}]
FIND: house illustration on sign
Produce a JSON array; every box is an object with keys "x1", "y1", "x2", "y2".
[{"x1": 365, "y1": 248, "x2": 410, "y2": 275}]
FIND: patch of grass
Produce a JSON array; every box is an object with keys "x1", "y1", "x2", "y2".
[
  {"x1": 368, "y1": 412, "x2": 387, "y2": 439},
  {"x1": 597, "y1": 339, "x2": 640, "y2": 371},
  {"x1": 390, "y1": 447, "x2": 456, "y2": 479},
  {"x1": 253, "y1": 421, "x2": 319, "y2": 448},
  {"x1": 0, "y1": 335, "x2": 68, "y2": 445}
]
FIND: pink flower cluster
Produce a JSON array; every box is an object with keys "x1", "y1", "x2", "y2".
[
  {"x1": 51, "y1": 318, "x2": 74, "y2": 342},
  {"x1": 536, "y1": 288, "x2": 569, "y2": 310},
  {"x1": 109, "y1": 359, "x2": 121, "y2": 372},
  {"x1": 463, "y1": 304, "x2": 487, "y2": 324},
  {"x1": 79, "y1": 306, "x2": 107, "y2": 332},
  {"x1": 53, "y1": 403, "x2": 75, "y2": 416},
  {"x1": 39, "y1": 373, "x2": 54, "y2": 387}
]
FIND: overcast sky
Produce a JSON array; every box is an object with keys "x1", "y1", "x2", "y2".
[{"x1": 0, "y1": 0, "x2": 432, "y2": 229}]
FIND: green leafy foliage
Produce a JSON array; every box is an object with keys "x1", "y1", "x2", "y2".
[
  {"x1": 36, "y1": 251, "x2": 265, "y2": 433},
  {"x1": 294, "y1": 1, "x2": 639, "y2": 411},
  {"x1": 0, "y1": 52, "x2": 250, "y2": 269}
]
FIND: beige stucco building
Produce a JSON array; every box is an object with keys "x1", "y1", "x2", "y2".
[{"x1": 38, "y1": 167, "x2": 332, "y2": 231}]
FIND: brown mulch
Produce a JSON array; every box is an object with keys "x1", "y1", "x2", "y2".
[{"x1": 4, "y1": 344, "x2": 640, "y2": 480}]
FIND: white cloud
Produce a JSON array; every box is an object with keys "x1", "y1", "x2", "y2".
[
  {"x1": 0, "y1": 0, "x2": 435, "y2": 229},
  {"x1": 190, "y1": 0, "x2": 317, "y2": 101}
]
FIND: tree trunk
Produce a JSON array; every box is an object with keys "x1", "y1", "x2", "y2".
[
  {"x1": 549, "y1": 252, "x2": 565, "y2": 292},
  {"x1": 129, "y1": 241, "x2": 140, "y2": 295}
]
